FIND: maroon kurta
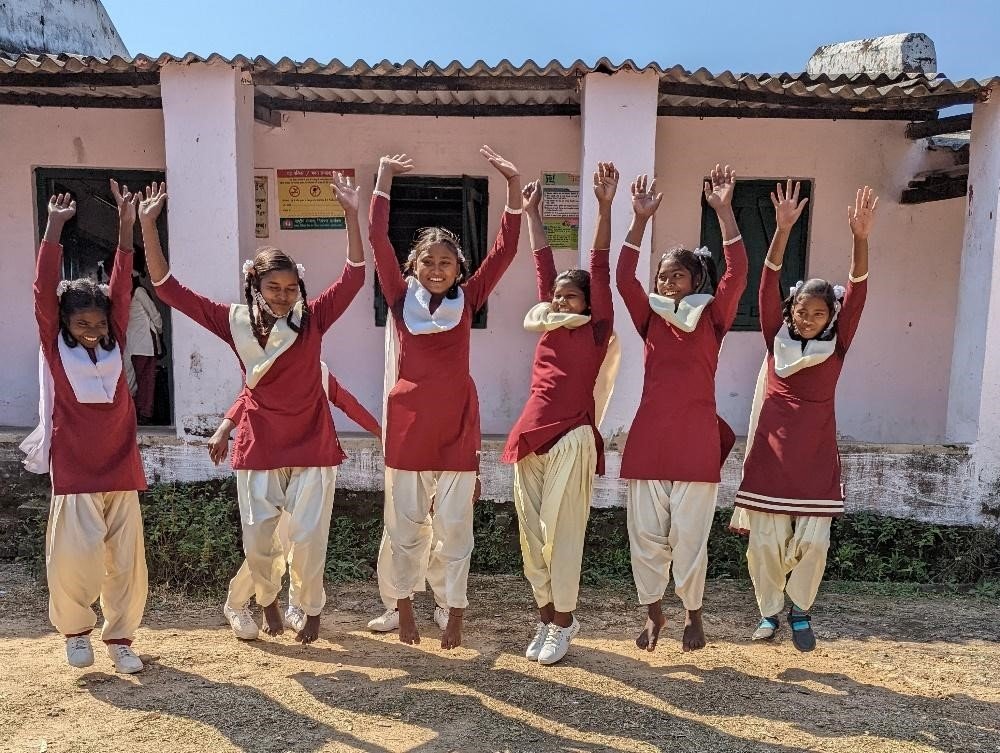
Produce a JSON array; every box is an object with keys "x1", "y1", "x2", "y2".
[
  {"x1": 154, "y1": 262, "x2": 364, "y2": 470},
  {"x1": 736, "y1": 265, "x2": 867, "y2": 515},
  {"x1": 370, "y1": 193, "x2": 521, "y2": 472},
  {"x1": 616, "y1": 238, "x2": 748, "y2": 482},
  {"x1": 34, "y1": 241, "x2": 147, "y2": 495},
  {"x1": 501, "y1": 246, "x2": 613, "y2": 475}
]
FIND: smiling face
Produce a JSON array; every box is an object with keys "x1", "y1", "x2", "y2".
[
  {"x1": 415, "y1": 242, "x2": 461, "y2": 296},
  {"x1": 65, "y1": 306, "x2": 109, "y2": 349},
  {"x1": 790, "y1": 294, "x2": 832, "y2": 340},
  {"x1": 656, "y1": 258, "x2": 699, "y2": 298},
  {"x1": 551, "y1": 279, "x2": 587, "y2": 314},
  {"x1": 257, "y1": 268, "x2": 301, "y2": 318}
]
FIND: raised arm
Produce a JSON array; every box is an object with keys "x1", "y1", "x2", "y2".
[
  {"x1": 108, "y1": 179, "x2": 140, "y2": 339},
  {"x1": 35, "y1": 194, "x2": 77, "y2": 342},
  {"x1": 464, "y1": 145, "x2": 523, "y2": 312},
  {"x1": 369, "y1": 154, "x2": 412, "y2": 307},
  {"x1": 838, "y1": 186, "x2": 878, "y2": 352},
  {"x1": 522, "y1": 181, "x2": 556, "y2": 301},
  {"x1": 589, "y1": 162, "x2": 618, "y2": 334},
  {"x1": 310, "y1": 172, "x2": 366, "y2": 333},
  {"x1": 616, "y1": 174, "x2": 662, "y2": 338},
  {"x1": 760, "y1": 180, "x2": 810, "y2": 345},
  {"x1": 702, "y1": 165, "x2": 747, "y2": 334}
]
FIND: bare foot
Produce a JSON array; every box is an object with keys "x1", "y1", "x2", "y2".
[
  {"x1": 682, "y1": 608, "x2": 706, "y2": 652},
  {"x1": 397, "y1": 597, "x2": 420, "y2": 645},
  {"x1": 296, "y1": 614, "x2": 320, "y2": 644},
  {"x1": 635, "y1": 603, "x2": 666, "y2": 652},
  {"x1": 441, "y1": 609, "x2": 464, "y2": 650},
  {"x1": 262, "y1": 600, "x2": 284, "y2": 637}
]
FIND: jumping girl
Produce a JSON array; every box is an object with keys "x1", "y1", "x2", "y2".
[
  {"x1": 138, "y1": 174, "x2": 366, "y2": 644},
  {"x1": 370, "y1": 146, "x2": 521, "y2": 649},
  {"x1": 23, "y1": 183, "x2": 148, "y2": 673},
  {"x1": 616, "y1": 166, "x2": 747, "y2": 653},
  {"x1": 733, "y1": 182, "x2": 876, "y2": 652},
  {"x1": 211, "y1": 363, "x2": 381, "y2": 639},
  {"x1": 501, "y1": 164, "x2": 620, "y2": 665}
]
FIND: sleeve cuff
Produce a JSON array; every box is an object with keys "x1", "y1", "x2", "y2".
[
  {"x1": 723, "y1": 234, "x2": 743, "y2": 246},
  {"x1": 373, "y1": 190, "x2": 390, "y2": 200},
  {"x1": 152, "y1": 272, "x2": 172, "y2": 287},
  {"x1": 504, "y1": 206, "x2": 523, "y2": 215},
  {"x1": 849, "y1": 272, "x2": 869, "y2": 283},
  {"x1": 763, "y1": 259, "x2": 782, "y2": 272},
  {"x1": 622, "y1": 241, "x2": 641, "y2": 252},
  {"x1": 346, "y1": 257, "x2": 366, "y2": 268},
  {"x1": 116, "y1": 245, "x2": 134, "y2": 255},
  {"x1": 532, "y1": 245, "x2": 552, "y2": 254}
]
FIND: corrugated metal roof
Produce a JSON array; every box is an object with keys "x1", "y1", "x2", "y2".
[{"x1": 0, "y1": 53, "x2": 996, "y2": 117}]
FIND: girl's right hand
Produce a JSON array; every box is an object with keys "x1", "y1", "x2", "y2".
[
  {"x1": 630, "y1": 174, "x2": 662, "y2": 220},
  {"x1": 47, "y1": 193, "x2": 77, "y2": 224},
  {"x1": 379, "y1": 154, "x2": 414, "y2": 176},
  {"x1": 139, "y1": 182, "x2": 168, "y2": 223},
  {"x1": 207, "y1": 429, "x2": 229, "y2": 465},
  {"x1": 771, "y1": 179, "x2": 809, "y2": 232},
  {"x1": 522, "y1": 180, "x2": 542, "y2": 214}
]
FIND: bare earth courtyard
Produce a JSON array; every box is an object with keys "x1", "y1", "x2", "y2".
[{"x1": 0, "y1": 564, "x2": 997, "y2": 753}]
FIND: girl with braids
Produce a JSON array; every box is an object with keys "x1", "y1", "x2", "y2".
[
  {"x1": 616, "y1": 165, "x2": 747, "y2": 654},
  {"x1": 733, "y1": 182, "x2": 877, "y2": 652},
  {"x1": 501, "y1": 164, "x2": 620, "y2": 666},
  {"x1": 138, "y1": 175, "x2": 366, "y2": 645},
  {"x1": 370, "y1": 146, "x2": 521, "y2": 650},
  {"x1": 22, "y1": 183, "x2": 148, "y2": 674}
]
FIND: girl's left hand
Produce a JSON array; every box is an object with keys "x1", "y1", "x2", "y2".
[
  {"x1": 848, "y1": 185, "x2": 879, "y2": 240},
  {"x1": 330, "y1": 172, "x2": 360, "y2": 215},
  {"x1": 110, "y1": 179, "x2": 139, "y2": 225},
  {"x1": 480, "y1": 145, "x2": 519, "y2": 180},
  {"x1": 703, "y1": 163, "x2": 736, "y2": 210},
  {"x1": 593, "y1": 162, "x2": 619, "y2": 205},
  {"x1": 522, "y1": 180, "x2": 542, "y2": 213},
  {"x1": 139, "y1": 182, "x2": 168, "y2": 223}
]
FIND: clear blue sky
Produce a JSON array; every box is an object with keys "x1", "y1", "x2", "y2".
[{"x1": 102, "y1": 0, "x2": 999, "y2": 81}]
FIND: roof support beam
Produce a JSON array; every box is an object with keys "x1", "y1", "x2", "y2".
[
  {"x1": 0, "y1": 92, "x2": 161, "y2": 108},
  {"x1": 252, "y1": 72, "x2": 578, "y2": 91},
  {"x1": 905, "y1": 112, "x2": 973, "y2": 139},
  {"x1": 900, "y1": 176, "x2": 969, "y2": 204},
  {"x1": 0, "y1": 71, "x2": 160, "y2": 87}
]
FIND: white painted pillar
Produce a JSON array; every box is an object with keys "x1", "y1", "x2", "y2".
[
  {"x1": 579, "y1": 70, "x2": 660, "y2": 439},
  {"x1": 160, "y1": 62, "x2": 255, "y2": 438},
  {"x1": 946, "y1": 90, "x2": 1000, "y2": 448}
]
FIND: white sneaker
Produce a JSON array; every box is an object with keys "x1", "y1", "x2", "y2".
[
  {"x1": 525, "y1": 622, "x2": 550, "y2": 661},
  {"x1": 367, "y1": 609, "x2": 400, "y2": 632},
  {"x1": 65, "y1": 635, "x2": 94, "y2": 668},
  {"x1": 223, "y1": 602, "x2": 259, "y2": 640},
  {"x1": 285, "y1": 605, "x2": 307, "y2": 633},
  {"x1": 433, "y1": 606, "x2": 450, "y2": 631},
  {"x1": 106, "y1": 644, "x2": 144, "y2": 674},
  {"x1": 537, "y1": 617, "x2": 580, "y2": 665}
]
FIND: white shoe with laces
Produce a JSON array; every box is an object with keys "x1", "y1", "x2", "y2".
[
  {"x1": 537, "y1": 617, "x2": 580, "y2": 666},
  {"x1": 106, "y1": 644, "x2": 144, "y2": 674},
  {"x1": 525, "y1": 622, "x2": 550, "y2": 661},
  {"x1": 285, "y1": 605, "x2": 307, "y2": 633},
  {"x1": 433, "y1": 606, "x2": 450, "y2": 631},
  {"x1": 65, "y1": 635, "x2": 94, "y2": 668},
  {"x1": 223, "y1": 602, "x2": 259, "y2": 640},
  {"x1": 367, "y1": 609, "x2": 400, "y2": 632}
]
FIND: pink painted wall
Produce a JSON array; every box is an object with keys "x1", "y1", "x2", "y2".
[
  {"x1": 254, "y1": 113, "x2": 583, "y2": 434},
  {"x1": 0, "y1": 106, "x2": 164, "y2": 427},
  {"x1": 653, "y1": 117, "x2": 965, "y2": 443}
]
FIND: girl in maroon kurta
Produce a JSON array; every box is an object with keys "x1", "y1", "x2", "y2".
[
  {"x1": 616, "y1": 167, "x2": 747, "y2": 653},
  {"x1": 734, "y1": 181, "x2": 877, "y2": 652},
  {"x1": 25, "y1": 185, "x2": 149, "y2": 674},
  {"x1": 502, "y1": 165, "x2": 619, "y2": 666},
  {"x1": 138, "y1": 176, "x2": 366, "y2": 645},
  {"x1": 371, "y1": 147, "x2": 522, "y2": 650}
]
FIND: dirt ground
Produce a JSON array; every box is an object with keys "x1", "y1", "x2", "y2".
[{"x1": 0, "y1": 565, "x2": 998, "y2": 753}]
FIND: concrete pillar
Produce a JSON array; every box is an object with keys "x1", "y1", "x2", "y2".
[
  {"x1": 578, "y1": 70, "x2": 660, "y2": 439},
  {"x1": 159, "y1": 62, "x2": 255, "y2": 439}
]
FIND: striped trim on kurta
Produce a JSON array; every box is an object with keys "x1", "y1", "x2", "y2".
[{"x1": 734, "y1": 488, "x2": 845, "y2": 517}]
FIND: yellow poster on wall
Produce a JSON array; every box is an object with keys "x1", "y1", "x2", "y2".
[
  {"x1": 277, "y1": 168, "x2": 354, "y2": 230},
  {"x1": 541, "y1": 172, "x2": 580, "y2": 250}
]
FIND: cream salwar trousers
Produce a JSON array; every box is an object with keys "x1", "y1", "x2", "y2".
[
  {"x1": 626, "y1": 479, "x2": 718, "y2": 610},
  {"x1": 746, "y1": 511, "x2": 831, "y2": 617},
  {"x1": 232, "y1": 466, "x2": 337, "y2": 617},
  {"x1": 46, "y1": 491, "x2": 148, "y2": 642},
  {"x1": 513, "y1": 426, "x2": 596, "y2": 613},
  {"x1": 226, "y1": 510, "x2": 291, "y2": 610},
  {"x1": 383, "y1": 468, "x2": 476, "y2": 610}
]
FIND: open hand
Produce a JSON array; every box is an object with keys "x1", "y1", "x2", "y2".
[
  {"x1": 522, "y1": 180, "x2": 542, "y2": 214},
  {"x1": 378, "y1": 154, "x2": 414, "y2": 177},
  {"x1": 593, "y1": 162, "x2": 619, "y2": 205},
  {"x1": 703, "y1": 164, "x2": 736, "y2": 210},
  {"x1": 139, "y1": 182, "x2": 168, "y2": 223},
  {"x1": 630, "y1": 174, "x2": 662, "y2": 220},
  {"x1": 480, "y1": 145, "x2": 519, "y2": 180},
  {"x1": 47, "y1": 193, "x2": 77, "y2": 224},
  {"x1": 771, "y1": 179, "x2": 809, "y2": 232},
  {"x1": 849, "y1": 186, "x2": 879, "y2": 240},
  {"x1": 111, "y1": 179, "x2": 139, "y2": 227},
  {"x1": 330, "y1": 172, "x2": 360, "y2": 214}
]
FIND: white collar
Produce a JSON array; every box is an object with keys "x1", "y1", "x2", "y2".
[
  {"x1": 229, "y1": 300, "x2": 303, "y2": 388},
  {"x1": 57, "y1": 336, "x2": 121, "y2": 403},
  {"x1": 648, "y1": 293, "x2": 714, "y2": 333},
  {"x1": 523, "y1": 302, "x2": 591, "y2": 332},
  {"x1": 773, "y1": 324, "x2": 836, "y2": 377},
  {"x1": 402, "y1": 276, "x2": 464, "y2": 335}
]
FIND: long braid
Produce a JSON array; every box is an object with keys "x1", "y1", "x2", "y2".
[
  {"x1": 244, "y1": 275, "x2": 263, "y2": 339},
  {"x1": 289, "y1": 278, "x2": 309, "y2": 333}
]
